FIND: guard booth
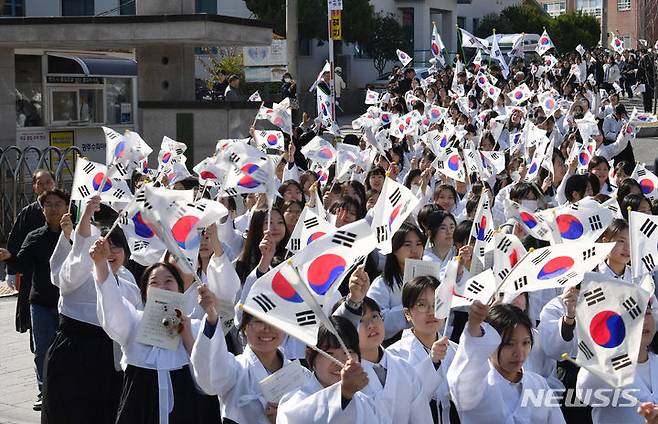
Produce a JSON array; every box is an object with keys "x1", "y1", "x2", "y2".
[{"x1": 15, "y1": 50, "x2": 137, "y2": 164}]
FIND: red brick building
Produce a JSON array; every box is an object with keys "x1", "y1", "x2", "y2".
[{"x1": 537, "y1": 0, "x2": 658, "y2": 49}]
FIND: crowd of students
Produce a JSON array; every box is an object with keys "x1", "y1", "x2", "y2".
[{"x1": 2, "y1": 43, "x2": 658, "y2": 424}]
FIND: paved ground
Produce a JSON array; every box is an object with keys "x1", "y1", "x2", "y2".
[{"x1": 0, "y1": 296, "x2": 39, "y2": 424}]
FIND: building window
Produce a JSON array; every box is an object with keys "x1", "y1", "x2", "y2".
[
  {"x1": 1, "y1": 0, "x2": 25, "y2": 16},
  {"x1": 51, "y1": 90, "x2": 78, "y2": 123},
  {"x1": 472, "y1": 18, "x2": 479, "y2": 32},
  {"x1": 196, "y1": 0, "x2": 217, "y2": 14},
  {"x1": 105, "y1": 78, "x2": 134, "y2": 124},
  {"x1": 120, "y1": 1, "x2": 136, "y2": 15},
  {"x1": 15, "y1": 55, "x2": 43, "y2": 128},
  {"x1": 576, "y1": 0, "x2": 602, "y2": 17},
  {"x1": 400, "y1": 8, "x2": 415, "y2": 53},
  {"x1": 617, "y1": 0, "x2": 631, "y2": 11},
  {"x1": 62, "y1": 0, "x2": 95, "y2": 16},
  {"x1": 298, "y1": 38, "x2": 311, "y2": 57},
  {"x1": 543, "y1": 1, "x2": 566, "y2": 17},
  {"x1": 457, "y1": 16, "x2": 466, "y2": 29}
]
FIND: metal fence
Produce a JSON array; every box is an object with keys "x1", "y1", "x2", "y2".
[{"x1": 0, "y1": 146, "x2": 81, "y2": 243}]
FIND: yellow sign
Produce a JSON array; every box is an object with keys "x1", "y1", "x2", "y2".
[
  {"x1": 50, "y1": 131, "x2": 75, "y2": 176},
  {"x1": 331, "y1": 10, "x2": 342, "y2": 40}
]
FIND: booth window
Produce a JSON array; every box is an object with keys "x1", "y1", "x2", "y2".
[
  {"x1": 106, "y1": 78, "x2": 134, "y2": 124},
  {"x1": 15, "y1": 55, "x2": 44, "y2": 127},
  {"x1": 51, "y1": 90, "x2": 78, "y2": 122}
]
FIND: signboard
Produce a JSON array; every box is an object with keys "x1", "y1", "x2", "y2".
[
  {"x1": 16, "y1": 130, "x2": 48, "y2": 179},
  {"x1": 330, "y1": 10, "x2": 342, "y2": 40},
  {"x1": 328, "y1": 0, "x2": 343, "y2": 10},
  {"x1": 46, "y1": 76, "x2": 104, "y2": 85},
  {"x1": 50, "y1": 131, "x2": 75, "y2": 176},
  {"x1": 243, "y1": 40, "x2": 288, "y2": 67},
  {"x1": 244, "y1": 66, "x2": 288, "y2": 83}
]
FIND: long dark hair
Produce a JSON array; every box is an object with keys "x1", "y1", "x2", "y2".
[
  {"x1": 382, "y1": 223, "x2": 426, "y2": 290},
  {"x1": 305, "y1": 316, "x2": 360, "y2": 368},
  {"x1": 235, "y1": 208, "x2": 288, "y2": 284}
]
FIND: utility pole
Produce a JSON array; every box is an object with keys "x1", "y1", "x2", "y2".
[{"x1": 286, "y1": 0, "x2": 298, "y2": 87}]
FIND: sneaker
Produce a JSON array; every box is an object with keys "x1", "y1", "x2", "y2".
[{"x1": 32, "y1": 393, "x2": 42, "y2": 411}]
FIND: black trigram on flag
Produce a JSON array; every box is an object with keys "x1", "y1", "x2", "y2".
[
  {"x1": 119, "y1": 213, "x2": 129, "y2": 226},
  {"x1": 225, "y1": 188, "x2": 238, "y2": 197},
  {"x1": 253, "y1": 294, "x2": 276, "y2": 313},
  {"x1": 113, "y1": 188, "x2": 127, "y2": 200},
  {"x1": 228, "y1": 152, "x2": 240, "y2": 164},
  {"x1": 304, "y1": 217, "x2": 319, "y2": 229},
  {"x1": 582, "y1": 247, "x2": 596, "y2": 260},
  {"x1": 467, "y1": 280, "x2": 485, "y2": 295},
  {"x1": 296, "y1": 310, "x2": 317, "y2": 326},
  {"x1": 531, "y1": 249, "x2": 551, "y2": 265},
  {"x1": 436, "y1": 160, "x2": 445, "y2": 169},
  {"x1": 496, "y1": 237, "x2": 512, "y2": 253},
  {"x1": 588, "y1": 215, "x2": 602, "y2": 231},
  {"x1": 578, "y1": 341, "x2": 594, "y2": 360},
  {"x1": 640, "y1": 219, "x2": 658, "y2": 238},
  {"x1": 332, "y1": 231, "x2": 357, "y2": 248},
  {"x1": 82, "y1": 162, "x2": 95, "y2": 174},
  {"x1": 389, "y1": 187, "x2": 401, "y2": 207},
  {"x1": 78, "y1": 185, "x2": 91, "y2": 198},
  {"x1": 622, "y1": 297, "x2": 642, "y2": 319},
  {"x1": 290, "y1": 238, "x2": 301, "y2": 251},
  {"x1": 513, "y1": 276, "x2": 528, "y2": 291},
  {"x1": 555, "y1": 271, "x2": 578, "y2": 286},
  {"x1": 611, "y1": 353, "x2": 632, "y2": 371},
  {"x1": 114, "y1": 163, "x2": 129, "y2": 177},
  {"x1": 375, "y1": 225, "x2": 389, "y2": 243},
  {"x1": 637, "y1": 168, "x2": 647, "y2": 177},
  {"x1": 642, "y1": 254, "x2": 656, "y2": 272},
  {"x1": 105, "y1": 129, "x2": 119, "y2": 141},
  {"x1": 584, "y1": 287, "x2": 606, "y2": 306},
  {"x1": 186, "y1": 202, "x2": 207, "y2": 213},
  {"x1": 497, "y1": 268, "x2": 510, "y2": 280},
  {"x1": 133, "y1": 240, "x2": 149, "y2": 251}
]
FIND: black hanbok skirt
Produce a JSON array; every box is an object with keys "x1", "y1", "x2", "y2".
[
  {"x1": 41, "y1": 314, "x2": 122, "y2": 424},
  {"x1": 116, "y1": 364, "x2": 200, "y2": 424}
]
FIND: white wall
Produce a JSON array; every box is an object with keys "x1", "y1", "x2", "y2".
[
  {"x1": 457, "y1": 0, "x2": 520, "y2": 33},
  {"x1": 26, "y1": 0, "x2": 61, "y2": 16},
  {"x1": 217, "y1": 0, "x2": 252, "y2": 18}
]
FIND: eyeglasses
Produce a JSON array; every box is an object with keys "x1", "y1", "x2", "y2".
[
  {"x1": 359, "y1": 313, "x2": 383, "y2": 327},
  {"x1": 248, "y1": 319, "x2": 273, "y2": 332},
  {"x1": 412, "y1": 301, "x2": 435, "y2": 314}
]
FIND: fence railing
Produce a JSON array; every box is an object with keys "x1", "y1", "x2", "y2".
[{"x1": 0, "y1": 146, "x2": 81, "y2": 243}]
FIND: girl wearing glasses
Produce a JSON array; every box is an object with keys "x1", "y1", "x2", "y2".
[
  {"x1": 191, "y1": 303, "x2": 299, "y2": 423},
  {"x1": 387, "y1": 276, "x2": 456, "y2": 424},
  {"x1": 334, "y1": 268, "x2": 440, "y2": 423},
  {"x1": 366, "y1": 223, "x2": 426, "y2": 343}
]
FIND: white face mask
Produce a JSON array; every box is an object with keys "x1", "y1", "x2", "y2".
[
  {"x1": 521, "y1": 199, "x2": 538, "y2": 211},
  {"x1": 284, "y1": 78, "x2": 291, "y2": 83},
  {"x1": 511, "y1": 171, "x2": 521, "y2": 183}
]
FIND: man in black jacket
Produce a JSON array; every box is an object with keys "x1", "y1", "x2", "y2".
[
  {"x1": 0, "y1": 188, "x2": 67, "y2": 411},
  {"x1": 6, "y1": 169, "x2": 55, "y2": 334},
  {"x1": 637, "y1": 49, "x2": 656, "y2": 113}
]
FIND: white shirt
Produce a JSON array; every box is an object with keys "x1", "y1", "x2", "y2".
[
  {"x1": 597, "y1": 262, "x2": 632, "y2": 283},
  {"x1": 191, "y1": 316, "x2": 305, "y2": 424},
  {"x1": 366, "y1": 275, "x2": 410, "y2": 339},
  {"x1": 447, "y1": 322, "x2": 566, "y2": 423}
]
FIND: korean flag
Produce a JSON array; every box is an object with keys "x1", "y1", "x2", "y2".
[{"x1": 576, "y1": 272, "x2": 650, "y2": 388}]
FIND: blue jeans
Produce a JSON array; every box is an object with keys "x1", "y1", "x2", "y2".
[{"x1": 30, "y1": 304, "x2": 58, "y2": 392}]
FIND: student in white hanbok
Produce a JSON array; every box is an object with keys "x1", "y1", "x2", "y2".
[
  {"x1": 191, "y1": 304, "x2": 296, "y2": 424},
  {"x1": 333, "y1": 268, "x2": 444, "y2": 423},
  {"x1": 42, "y1": 196, "x2": 141, "y2": 424},
  {"x1": 448, "y1": 301, "x2": 566, "y2": 423},
  {"x1": 577, "y1": 305, "x2": 658, "y2": 423},
  {"x1": 92, "y1": 240, "x2": 203, "y2": 424},
  {"x1": 387, "y1": 276, "x2": 457, "y2": 424},
  {"x1": 596, "y1": 218, "x2": 633, "y2": 282},
  {"x1": 366, "y1": 223, "x2": 425, "y2": 343},
  {"x1": 421, "y1": 210, "x2": 471, "y2": 283},
  {"x1": 277, "y1": 316, "x2": 374, "y2": 423}
]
